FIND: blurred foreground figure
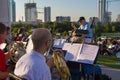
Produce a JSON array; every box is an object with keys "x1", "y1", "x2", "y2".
[
  {"x1": 0, "y1": 22, "x2": 14, "y2": 80},
  {"x1": 14, "y1": 28, "x2": 54, "y2": 80}
]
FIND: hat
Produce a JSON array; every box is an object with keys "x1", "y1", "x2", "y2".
[{"x1": 78, "y1": 16, "x2": 85, "y2": 22}]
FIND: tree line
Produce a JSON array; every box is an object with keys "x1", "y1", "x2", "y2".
[{"x1": 11, "y1": 21, "x2": 120, "y2": 37}]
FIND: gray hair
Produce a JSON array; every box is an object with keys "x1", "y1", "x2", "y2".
[{"x1": 31, "y1": 28, "x2": 51, "y2": 50}]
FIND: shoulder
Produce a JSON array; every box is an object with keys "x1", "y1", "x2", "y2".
[
  {"x1": 85, "y1": 22, "x2": 90, "y2": 26},
  {"x1": 30, "y1": 57, "x2": 51, "y2": 78},
  {"x1": 17, "y1": 52, "x2": 48, "y2": 69},
  {"x1": 15, "y1": 53, "x2": 51, "y2": 79}
]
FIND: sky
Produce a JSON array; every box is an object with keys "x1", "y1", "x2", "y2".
[{"x1": 14, "y1": 0, "x2": 120, "y2": 22}]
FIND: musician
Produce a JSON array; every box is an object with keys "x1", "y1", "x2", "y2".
[
  {"x1": 0, "y1": 23, "x2": 13, "y2": 80},
  {"x1": 72, "y1": 16, "x2": 93, "y2": 38},
  {"x1": 14, "y1": 28, "x2": 54, "y2": 80},
  {"x1": 3, "y1": 27, "x2": 12, "y2": 52},
  {"x1": 15, "y1": 28, "x2": 28, "y2": 41},
  {"x1": 71, "y1": 17, "x2": 101, "y2": 79},
  {"x1": 68, "y1": 17, "x2": 94, "y2": 79}
]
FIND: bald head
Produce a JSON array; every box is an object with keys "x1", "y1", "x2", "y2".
[{"x1": 31, "y1": 28, "x2": 52, "y2": 51}]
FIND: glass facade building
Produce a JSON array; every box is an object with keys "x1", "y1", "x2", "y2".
[
  {"x1": 44, "y1": 7, "x2": 51, "y2": 22},
  {"x1": 9, "y1": 0, "x2": 16, "y2": 22}
]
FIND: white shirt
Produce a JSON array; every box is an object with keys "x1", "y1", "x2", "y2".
[
  {"x1": 14, "y1": 50, "x2": 51, "y2": 80},
  {"x1": 78, "y1": 24, "x2": 87, "y2": 30},
  {"x1": 78, "y1": 22, "x2": 93, "y2": 38},
  {"x1": 26, "y1": 35, "x2": 33, "y2": 53}
]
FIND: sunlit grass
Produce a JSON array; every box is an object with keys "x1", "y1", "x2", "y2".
[{"x1": 97, "y1": 55, "x2": 120, "y2": 69}]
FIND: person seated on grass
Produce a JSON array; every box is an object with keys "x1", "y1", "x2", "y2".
[
  {"x1": 97, "y1": 38, "x2": 103, "y2": 54},
  {"x1": 101, "y1": 39, "x2": 113, "y2": 56},
  {"x1": 100, "y1": 39, "x2": 108, "y2": 55},
  {"x1": 106, "y1": 39, "x2": 112, "y2": 49},
  {"x1": 102, "y1": 39, "x2": 119, "y2": 56},
  {"x1": 107, "y1": 40, "x2": 119, "y2": 55}
]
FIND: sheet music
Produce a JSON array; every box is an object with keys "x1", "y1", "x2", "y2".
[
  {"x1": 65, "y1": 43, "x2": 82, "y2": 61},
  {"x1": 53, "y1": 39, "x2": 60, "y2": 47},
  {"x1": 59, "y1": 39, "x2": 66, "y2": 48},
  {"x1": 62, "y1": 43, "x2": 71, "y2": 51},
  {"x1": 53, "y1": 39, "x2": 66, "y2": 48},
  {"x1": 77, "y1": 44, "x2": 99, "y2": 64},
  {"x1": 63, "y1": 43, "x2": 99, "y2": 64}
]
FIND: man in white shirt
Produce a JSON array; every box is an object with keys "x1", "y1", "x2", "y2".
[{"x1": 14, "y1": 28, "x2": 54, "y2": 80}]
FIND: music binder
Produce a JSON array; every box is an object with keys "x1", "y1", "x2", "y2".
[
  {"x1": 62, "y1": 43, "x2": 99, "y2": 64},
  {"x1": 74, "y1": 30, "x2": 88, "y2": 36}
]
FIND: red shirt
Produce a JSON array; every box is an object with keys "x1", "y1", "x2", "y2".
[{"x1": 0, "y1": 49, "x2": 6, "y2": 80}]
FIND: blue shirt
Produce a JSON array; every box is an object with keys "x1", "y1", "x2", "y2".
[{"x1": 78, "y1": 22, "x2": 93, "y2": 38}]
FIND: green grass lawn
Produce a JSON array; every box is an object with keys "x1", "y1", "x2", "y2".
[{"x1": 97, "y1": 55, "x2": 120, "y2": 69}]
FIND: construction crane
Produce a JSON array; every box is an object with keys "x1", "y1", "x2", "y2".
[
  {"x1": 36, "y1": 7, "x2": 44, "y2": 19},
  {"x1": 36, "y1": 8, "x2": 44, "y2": 23},
  {"x1": 106, "y1": 0, "x2": 120, "y2": 12},
  {"x1": 36, "y1": 8, "x2": 44, "y2": 19},
  {"x1": 36, "y1": 11, "x2": 44, "y2": 20}
]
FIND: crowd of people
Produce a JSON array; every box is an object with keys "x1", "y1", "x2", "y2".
[{"x1": 97, "y1": 37, "x2": 120, "y2": 55}]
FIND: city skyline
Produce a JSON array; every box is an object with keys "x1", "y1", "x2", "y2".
[{"x1": 14, "y1": 0, "x2": 120, "y2": 22}]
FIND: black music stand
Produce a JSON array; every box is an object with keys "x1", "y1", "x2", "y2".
[{"x1": 62, "y1": 43, "x2": 100, "y2": 80}]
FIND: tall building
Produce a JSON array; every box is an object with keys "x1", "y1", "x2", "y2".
[
  {"x1": 44, "y1": 7, "x2": 51, "y2": 22},
  {"x1": 25, "y1": 3, "x2": 37, "y2": 22},
  {"x1": 56, "y1": 16, "x2": 71, "y2": 22},
  {"x1": 116, "y1": 14, "x2": 120, "y2": 22},
  {"x1": 99, "y1": 0, "x2": 107, "y2": 23},
  {"x1": 0, "y1": 0, "x2": 11, "y2": 26},
  {"x1": 9, "y1": 0, "x2": 16, "y2": 22},
  {"x1": 106, "y1": 12, "x2": 112, "y2": 23}
]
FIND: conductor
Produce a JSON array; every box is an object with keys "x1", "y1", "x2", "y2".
[{"x1": 72, "y1": 16, "x2": 92, "y2": 38}]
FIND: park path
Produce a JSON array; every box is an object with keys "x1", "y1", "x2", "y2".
[{"x1": 100, "y1": 65, "x2": 120, "y2": 80}]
